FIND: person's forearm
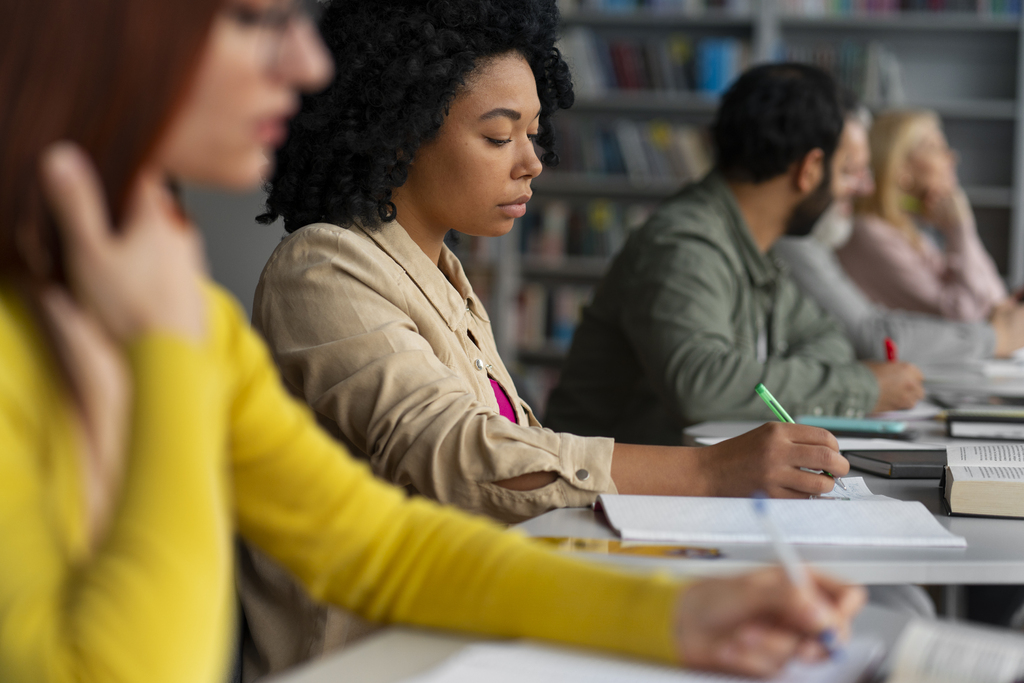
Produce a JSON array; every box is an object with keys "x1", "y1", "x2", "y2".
[{"x1": 610, "y1": 443, "x2": 708, "y2": 496}]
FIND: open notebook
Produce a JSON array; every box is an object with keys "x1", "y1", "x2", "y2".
[
  {"x1": 596, "y1": 495, "x2": 966, "y2": 547},
  {"x1": 402, "y1": 638, "x2": 883, "y2": 683}
]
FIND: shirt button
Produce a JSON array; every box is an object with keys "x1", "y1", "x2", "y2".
[
  {"x1": 575, "y1": 469, "x2": 590, "y2": 481},
  {"x1": 813, "y1": 406, "x2": 823, "y2": 416},
  {"x1": 474, "y1": 359, "x2": 485, "y2": 370},
  {"x1": 845, "y1": 408, "x2": 856, "y2": 417}
]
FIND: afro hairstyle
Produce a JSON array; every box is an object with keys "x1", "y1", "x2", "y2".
[{"x1": 258, "y1": 0, "x2": 574, "y2": 233}]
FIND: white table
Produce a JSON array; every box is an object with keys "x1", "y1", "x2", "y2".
[
  {"x1": 270, "y1": 606, "x2": 911, "y2": 683},
  {"x1": 515, "y1": 420, "x2": 1024, "y2": 585}
]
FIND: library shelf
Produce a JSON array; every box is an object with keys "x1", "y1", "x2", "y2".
[
  {"x1": 778, "y1": 13, "x2": 1020, "y2": 32},
  {"x1": 560, "y1": 10, "x2": 755, "y2": 29},
  {"x1": 534, "y1": 173, "x2": 1012, "y2": 209},
  {"x1": 569, "y1": 93, "x2": 1014, "y2": 121},
  {"x1": 571, "y1": 92, "x2": 720, "y2": 115},
  {"x1": 521, "y1": 255, "x2": 612, "y2": 284}
]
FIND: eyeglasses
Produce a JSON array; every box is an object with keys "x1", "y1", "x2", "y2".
[{"x1": 224, "y1": 0, "x2": 324, "y2": 67}]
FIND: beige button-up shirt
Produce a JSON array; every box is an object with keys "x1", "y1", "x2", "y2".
[{"x1": 252, "y1": 220, "x2": 616, "y2": 522}]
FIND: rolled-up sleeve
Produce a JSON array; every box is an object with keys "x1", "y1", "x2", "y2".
[{"x1": 253, "y1": 226, "x2": 614, "y2": 523}]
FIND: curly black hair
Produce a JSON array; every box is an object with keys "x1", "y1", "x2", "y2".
[{"x1": 258, "y1": 0, "x2": 574, "y2": 233}]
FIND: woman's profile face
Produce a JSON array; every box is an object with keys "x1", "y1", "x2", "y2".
[
  {"x1": 902, "y1": 120, "x2": 958, "y2": 199},
  {"x1": 154, "y1": 0, "x2": 333, "y2": 189},
  {"x1": 392, "y1": 52, "x2": 544, "y2": 238}
]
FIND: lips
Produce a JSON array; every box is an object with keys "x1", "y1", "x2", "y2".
[{"x1": 498, "y1": 193, "x2": 532, "y2": 219}]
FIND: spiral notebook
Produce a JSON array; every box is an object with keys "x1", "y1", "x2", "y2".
[{"x1": 596, "y1": 495, "x2": 966, "y2": 547}]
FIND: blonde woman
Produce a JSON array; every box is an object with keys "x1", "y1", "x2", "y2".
[{"x1": 837, "y1": 110, "x2": 1008, "y2": 322}]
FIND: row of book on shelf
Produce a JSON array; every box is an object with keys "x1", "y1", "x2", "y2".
[
  {"x1": 558, "y1": 0, "x2": 753, "y2": 14},
  {"x1": 519, "y1": 199, "x2": 655, "y2": 259},
  {"x1": 551, "y1": 118, "x2": 715, "y2": 182},
  {"x1": 560, "y1": 0, "x2": 1019, "y2": 14},
  {"x1": 560, "y1": 26, "x2": 908, "y2": 107},
  {"x1": 518, "y1": 283, "x2": 594, "y2": 353},
  {"x1": 560, "y1": 28, "x2": 749, "y2": 96},
  {"x1": 779, "y1": 0, "x2": 1019, "y2": 15}
]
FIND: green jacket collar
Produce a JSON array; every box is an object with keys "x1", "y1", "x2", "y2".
[{"x1": 703, "y1": 171, "x2": 783, "y2": 290}]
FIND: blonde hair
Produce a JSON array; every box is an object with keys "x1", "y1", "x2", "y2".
[{"x1": 854, "y1": 109, "x2": 942, "y2": 249}]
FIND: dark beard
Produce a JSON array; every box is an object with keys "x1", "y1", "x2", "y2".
[{"x1": 786, "y1": 167, "x2": 834, "y2": 237}]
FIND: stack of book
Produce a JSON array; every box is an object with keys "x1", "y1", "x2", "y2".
[
  {"x1": 560, "y1": 28, "x2": 750, "y2": 97},
  {"x1": 551, "y1": 118, "x2": 714, "y2": 183}
]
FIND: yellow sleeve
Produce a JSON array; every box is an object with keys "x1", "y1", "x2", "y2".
[
  {"x1": 0, "y1": 331, "x2": 234, "y2": 683},
  {"x1": 224, "y1": 289, "x2": 685, "y2": 664}
]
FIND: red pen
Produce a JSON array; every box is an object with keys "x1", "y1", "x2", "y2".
[{"x1": 885, "y1": 337, "x2": 898, "y2": 362}]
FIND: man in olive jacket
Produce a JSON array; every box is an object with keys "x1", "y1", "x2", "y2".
[{"x1": 546, "y1": 64, "x2": 924, "y2": 446}]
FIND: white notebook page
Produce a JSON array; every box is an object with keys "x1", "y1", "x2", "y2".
[
  {"x1": 597, "y1": 495, "x2": 966, "y2": 547},
  {"x1": 403, "y1": 639, "x2": 883, "y2": 683}
]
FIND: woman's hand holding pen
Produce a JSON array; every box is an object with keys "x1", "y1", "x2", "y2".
[
  {"x1": 672, "y1": 568, "x2": 866, "y2": 677},
  {"x1": 864, "y1": 361, "x2": 924, "y2": 413},
  {"x1": 697, "y1": 423, "x2": 849, "y2": 499}
]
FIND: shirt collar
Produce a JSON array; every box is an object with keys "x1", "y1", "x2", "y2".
[
  {"x1": 705, "y1": 171, "x2": 782, "y2": 289},
  {"x1": 358, "y1": 221, "x2": 489, "y2": 328}
]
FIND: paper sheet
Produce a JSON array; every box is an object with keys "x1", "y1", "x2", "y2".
[
  {"x1": 403, "y1": 639, "x2": 884, "y2": 683},
  {"x1": 818, "y1": 476, "x2": 891, "y2": 501},
  {"x1": 597, "y1": 495, "x2": 966, "y2": 547},
  {"x1": 947, "y1": 443, "x2": 1024, "y2": 465}
]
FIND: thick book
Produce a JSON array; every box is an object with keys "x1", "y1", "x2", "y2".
[
  {"x1": 844, "y1": 449, "x2": 947, "y2": 479},
  {"x1": 943, "y1": 443, "x2": 1024, "y2": 518},
  {"x1": 946, "y1": 408, "x2": 1024, "y2": 440},
  {"x1": 888, "y1": 618, "x2": 1024, "y2": 683}
]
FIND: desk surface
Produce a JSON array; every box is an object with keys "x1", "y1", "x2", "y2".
[
  {"x1": 270, "y1": 606, "x2": 910, "y2": 683},
  {"x1": 516, "y1": 420, "x2": 1024, "y2": 585}
]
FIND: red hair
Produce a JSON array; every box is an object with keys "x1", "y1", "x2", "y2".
[{"x1": 0, "y1": 0, "x2": 222, "y2": 280}]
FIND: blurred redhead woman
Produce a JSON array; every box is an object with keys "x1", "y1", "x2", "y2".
[
  {"x1": 838, "y1": 110, "x2": 1008, "y2": 322},
  {"x1": 0, "y1": 1, "x2": 863, "y2": 681}
]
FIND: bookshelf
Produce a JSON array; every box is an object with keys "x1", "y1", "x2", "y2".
[{"x1": 449, "y1": 0, "x2": 1024, "y2": 415}]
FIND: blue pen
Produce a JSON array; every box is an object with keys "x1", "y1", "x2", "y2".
[{"x1": 752, "y1": 493, "x2": 842, "y2": 658}]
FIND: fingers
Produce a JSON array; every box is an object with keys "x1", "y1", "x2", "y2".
[
  {"x1": 776, "y1": 467, "x2": 836, "y2": 497},
  {"x1": 40, "y1": 143, "x2": 112, "y2": 259},
  {"x1": 763, "y1": 422, "x2": 839, "y2": 451},
  {"x1": 711, "y1": 624, "x2": 804, "y2": 678}
]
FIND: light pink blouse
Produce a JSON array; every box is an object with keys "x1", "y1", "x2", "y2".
[{"x1": 837, "y1": 212, "x2": 1006, "y2": 322}]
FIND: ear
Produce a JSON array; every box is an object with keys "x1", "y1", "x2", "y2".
[{"x1": 793, "y1": 148, "x2": 825, "y2": 194}]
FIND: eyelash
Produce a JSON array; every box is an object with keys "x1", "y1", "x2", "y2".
[{"x1": 487, "y1": 134, "x2": 539, "y2": 146}]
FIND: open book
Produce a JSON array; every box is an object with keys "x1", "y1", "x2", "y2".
[
  {"x1": 944, "y1": 443, "x2": 1024, "y2": 518},
  {"x1": 888, "y1": 618, "x2": 1024, "y2": 683},
  {"x1": 596, "y1": 493, "x2": 965, "y2": 547}
]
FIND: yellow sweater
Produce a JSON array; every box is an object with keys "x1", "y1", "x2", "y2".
[{"x1": 0, "y1": 281, "x2": 683, "y2": 683}]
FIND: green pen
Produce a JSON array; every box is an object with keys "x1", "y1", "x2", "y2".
[{"x1": 754, "y1": 383, "x2": 847, "y2": 491}]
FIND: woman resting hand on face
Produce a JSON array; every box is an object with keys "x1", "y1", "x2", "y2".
[
  {"x1": 0, "y1": 0, "x2": 863, "y2": 681},
  {"x1": 838, "y1": 110, "x2": 1010, "y2": 324}
]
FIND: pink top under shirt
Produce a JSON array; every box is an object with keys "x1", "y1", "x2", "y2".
[
  {"x1": 490, "y1": 379, "x2": 517, "y2": 423},
  {"x1": 837, "y1": 213, "x2": 1006, "y2": 322}
]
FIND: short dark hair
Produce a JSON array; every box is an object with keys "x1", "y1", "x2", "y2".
[
  {"x1": 259, "y1": 0, "x2": 573, "y2": 233},
  {"x1": 712, "y1": 63, "x2": 844, "y2": 183}
]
